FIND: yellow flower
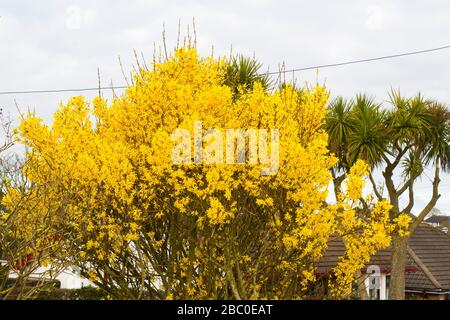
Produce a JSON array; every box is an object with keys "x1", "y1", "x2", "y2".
[
  {"x1": 9, "y1": 45, "x2": 397, "y2": 300},
  {"x1": 124, "y1": 233, "x2": 138, "y2": 241}
]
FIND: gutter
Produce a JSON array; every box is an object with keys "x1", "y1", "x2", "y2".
[{"x1": 405, "y1": 288, "x2": 450, "y2": 295}]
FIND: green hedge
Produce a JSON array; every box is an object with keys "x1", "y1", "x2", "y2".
[{"x1": 36, "y1": 286, "x2": 109, "y2": 300}]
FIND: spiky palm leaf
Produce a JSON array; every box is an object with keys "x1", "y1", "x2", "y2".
[
  {"x1": 401, "y1": 151, "x2": 424, "y2": 182},
  {"x1": 346, "y1": 94, "x2": 389, "y2": 167},
  {"x1": 387, "y1": 90, "x2": 431, "y2": 146},
  {"x1": 223, "y1": 55, "x2": 271, "y2": 98},
  {"x1": 423, "y1": 101, "x2": 450, "y2": 171},
  {"x1": 325, "y1": 97, "x2": 352, "y2": 169}
]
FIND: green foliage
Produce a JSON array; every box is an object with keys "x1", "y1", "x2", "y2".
[
  {"x1": 326, "y1": 94, "x2": 388, "y2": 169},
  {"x1": 326, "y1": 90, "x2": 450, "y2": 174},
  {"x1": 347, "y1": 94, "x2": 388, "y2": 166},
  {"x1": 36, "y1": 286, "x2": 108, "y2": 300},
  {"x1": 223, "y1": 55, "x2": 271, "y2": 98},
  {"x1": 423, "y1": 102, "x2": 450, "y2": 170},
  {"x1": 326, "y1": 96, "x2": 352, "y2": 162}
]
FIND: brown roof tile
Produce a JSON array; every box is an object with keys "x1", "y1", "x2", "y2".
[{"x1": 317, "y1": 223, "x2": 450, "y2": 292}]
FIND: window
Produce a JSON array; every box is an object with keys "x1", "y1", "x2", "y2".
[
  {"x1": 369, "y1": 286, "x2": 380, "y2": 300},
  {"x1": 385, "y1": 275, "x2": 390, "y2": 299},
  {"x1": 366, "y1": 273, "x2": 388, "y2": 300}
]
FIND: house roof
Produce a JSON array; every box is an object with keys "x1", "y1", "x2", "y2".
[
  {"x1": 407, "y1": 223, "x2": 450, "y2": 292},
  {"x1": 425, "y1": 215, "x2": 450, "y2": 224},
  {"x1": 317, "y1": 223, "x2": 450, "y2": 293}
]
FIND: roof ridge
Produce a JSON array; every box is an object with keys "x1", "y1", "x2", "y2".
[
  {"x1": 417, "y1": 222, "x2": 450, "y2": 236},
  {"x1": 407, "y1": 245, "x2": 442, "y2": 289}
]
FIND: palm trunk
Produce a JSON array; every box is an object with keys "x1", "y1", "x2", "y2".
[
  {"x1": 389, "y1": 235, "x2": 408, "y2": 299},
  {"x1": 389, "y1": 162, "x2": 440, "y2": 300}
]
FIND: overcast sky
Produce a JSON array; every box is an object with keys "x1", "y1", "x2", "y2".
[{"x1": 0, "y1": 0, "x2": 449, "y2": 214}]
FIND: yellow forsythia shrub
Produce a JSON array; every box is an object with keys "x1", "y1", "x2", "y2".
[{"x1": 8, "y1": 46, "x2": 409, "y2": 299}]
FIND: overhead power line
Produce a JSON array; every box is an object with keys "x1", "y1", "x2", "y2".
[
  {"x1": 1, "y1": 44, "x2": 450, "y2": 96},
  {"x1": 262, "y1": 44, "x2": 450, "y2": 75},
  {"x1": 0, "y1": 85, "x2": 128, "y2": 95}
]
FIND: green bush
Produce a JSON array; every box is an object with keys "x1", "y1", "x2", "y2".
[{"x1": 36, "y1": 286, "x2": 109, "y2": 300}]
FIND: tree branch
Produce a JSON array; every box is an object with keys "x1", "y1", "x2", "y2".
[
  {"x1": 402, "y1": 181, "x2": 414, "y2": 214},
  {"x1": 410, "y1": 162, "x2": 440, "y2": 232},
  {"x1": 368, "y1": 173, "x2": 383, "y2": 201}
]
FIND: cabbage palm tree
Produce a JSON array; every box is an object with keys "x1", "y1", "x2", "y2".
[
  {"x1": 223, "y1": 55, "x2": 271, "y2": 98},
  {"x1": 326, "y1": 90, "x2": 450, "y2": 299}
]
